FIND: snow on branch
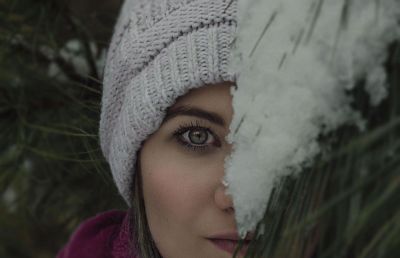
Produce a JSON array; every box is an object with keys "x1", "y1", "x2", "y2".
[{"x1": 225, "y1": 0, "x2": 400, "y2": 236}]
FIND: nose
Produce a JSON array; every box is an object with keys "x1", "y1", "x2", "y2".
[{"x1": 214, "y1": 179, "x2": 234, "y2": 213}]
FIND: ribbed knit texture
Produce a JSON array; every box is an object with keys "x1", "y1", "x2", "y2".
[{"x1": 99, "y1": 0, "x2": 238, "y2": 204}]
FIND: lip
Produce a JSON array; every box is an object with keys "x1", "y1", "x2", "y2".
[
  {"x1": 208, "y1": 238, "x2": 250, "y2": 255},
  {"x1": 208, "y1": 232, "x2": 254, "y2": 241},
  {"x1": 207, "y1": 232, "x2": 253, "y2": 255}
]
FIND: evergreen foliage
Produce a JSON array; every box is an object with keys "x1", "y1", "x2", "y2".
[
  {"x1": 0, "y1": 0, "x2": 399, "y2": 258},
  {"x1": 0, "y1": 1, "x2": 124, "y2": 257},
  {"x1": 241, "y1": 28, "x2": 400, "y2": 258}
]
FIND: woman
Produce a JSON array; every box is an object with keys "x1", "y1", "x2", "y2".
[{"x1": 56, "y1": 0, "x2": 252, "y2": 257}]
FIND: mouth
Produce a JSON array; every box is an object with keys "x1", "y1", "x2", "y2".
[{"x1": 208, "y1": 238, "x2": 251, "y2": 255}]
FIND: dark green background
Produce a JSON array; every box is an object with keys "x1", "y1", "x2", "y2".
[{"x1": 0, "y1": 1, "x2": 125, "y2": 257}]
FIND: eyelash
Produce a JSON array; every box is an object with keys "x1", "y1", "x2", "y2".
[{"x1": 172, "y1": 120, "x2": 221, "y2": 153}]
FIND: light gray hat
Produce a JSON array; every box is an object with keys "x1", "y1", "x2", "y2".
[{"x1": 99, "y1": 0, "x2": 238, "y2": 205}]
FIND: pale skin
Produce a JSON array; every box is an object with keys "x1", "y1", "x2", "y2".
[{"x1": 139, "y1": 82, "x2": 249, "y2": 258}]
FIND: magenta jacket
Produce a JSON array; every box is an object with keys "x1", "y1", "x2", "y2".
[{"x1": 57, "y1": 210, "x2": 139, "y2": 258}]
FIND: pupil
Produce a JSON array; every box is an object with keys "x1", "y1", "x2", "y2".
[{"x1": 189, "y1": 130, "x2": 207, "y2": 144}]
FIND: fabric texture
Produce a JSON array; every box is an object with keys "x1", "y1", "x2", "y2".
[
  {"x1": 56, "y1": 210, "x2": 137, "y2": 258},
  {"x1": 99, "y1": 0, "x2": 238, "y2": 205}
]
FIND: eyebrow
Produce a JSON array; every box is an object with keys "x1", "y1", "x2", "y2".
[{"x1": 163, "y1": 105, "x2": 226, "y2": 127}]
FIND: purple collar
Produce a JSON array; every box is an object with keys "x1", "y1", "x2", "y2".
[{"x1": 57, "y1": 210, "x2": 139, "y2": 258}]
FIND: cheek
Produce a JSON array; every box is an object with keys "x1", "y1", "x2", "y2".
[
  {"x1": 145, "y1": 165, "x2": 195, "y2": 216},
  {"x1": 141, "y1": 147, "x2": 210, "y2": 227}
]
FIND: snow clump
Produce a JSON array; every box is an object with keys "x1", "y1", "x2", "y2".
[{"x1": 225, "y1": 0, "x2": 400, "y2": 236}]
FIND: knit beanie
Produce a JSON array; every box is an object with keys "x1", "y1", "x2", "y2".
[{"x1": 99, "y1": 0, "x2": 238, "y2": 205}]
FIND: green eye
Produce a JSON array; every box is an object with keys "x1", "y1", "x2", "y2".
[
  {"x1": 185, "y1": 128, "x2": 212, "y2": 145},
  {"x1": 172, "y1": 121, "x2": 221, "y2": 152}
]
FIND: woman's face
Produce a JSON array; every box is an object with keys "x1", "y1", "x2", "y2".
[{"x1": 139, "y1": 82, "x2": 250, "y2": 258}]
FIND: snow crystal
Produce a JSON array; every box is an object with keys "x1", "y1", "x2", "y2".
[
  {"x1": 225, "y1": 0, "x2": 400, "y2": 235},
  {"x1": 2, "y1": 187, "x2": 17, "y2": 212},
  {"x1": 47, "y1": 39, "x2": 106, "y2": 80}
]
